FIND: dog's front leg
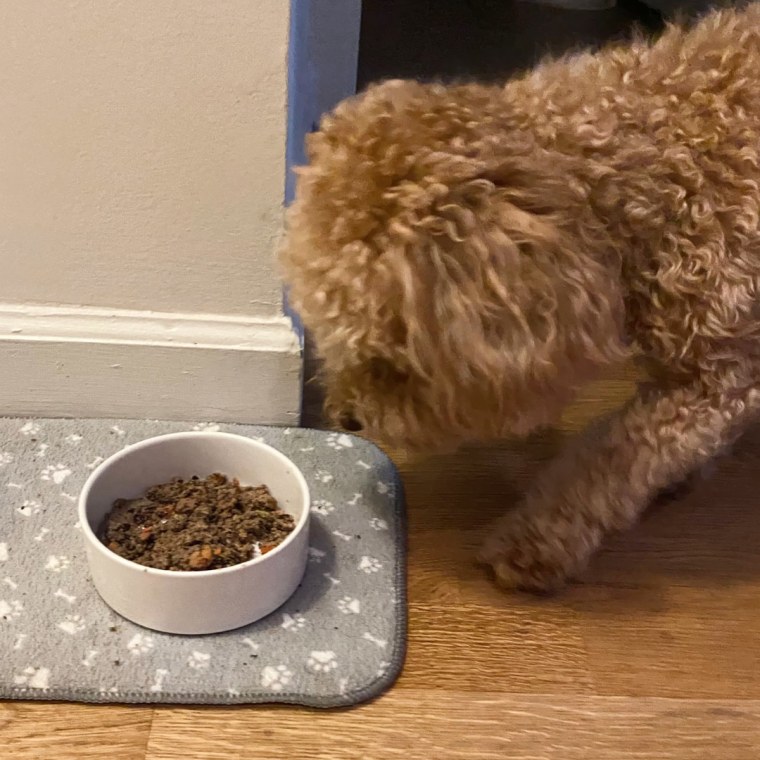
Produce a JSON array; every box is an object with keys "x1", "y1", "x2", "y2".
[{"x1": 479, "y1": 380, "x2": 760, "y2": 593}]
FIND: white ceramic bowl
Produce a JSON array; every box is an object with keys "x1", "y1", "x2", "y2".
[{"x1": 78, "y1": 432, "x2": 310, "y2": 635}]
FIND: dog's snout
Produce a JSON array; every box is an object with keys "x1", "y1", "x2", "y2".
[{"x1": 339, "y1": 412, "x2": 363, "y2": 432}]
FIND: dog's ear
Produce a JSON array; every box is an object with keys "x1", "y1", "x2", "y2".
[{"x1": 376, "y1": 166, "x2": 624, "y2": 405}]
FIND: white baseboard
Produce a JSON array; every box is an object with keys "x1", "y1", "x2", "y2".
[{"x1": 0, "y1": 303, "x2": 302, "y2": 424}]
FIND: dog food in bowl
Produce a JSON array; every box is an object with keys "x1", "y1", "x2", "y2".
[{"x1": 101, "y1": 473, "x2": 296, "y2": 571}]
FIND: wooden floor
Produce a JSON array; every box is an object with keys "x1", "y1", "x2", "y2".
[{"x1": 5, "y1": 363, "x2": 760, "y2": 759}]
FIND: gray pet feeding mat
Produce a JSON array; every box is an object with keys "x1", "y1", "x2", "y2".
[{"x1": 0, "y1": 419, "x2": 406, "y2": 707}]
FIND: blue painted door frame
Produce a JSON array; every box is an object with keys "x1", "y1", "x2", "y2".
[{"x1": 285, "y1": 0, "x2": 362, "y2": 341}]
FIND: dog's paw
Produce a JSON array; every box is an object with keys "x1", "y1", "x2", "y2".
[{"x1": 477, "y1": 514, "x2": 576, "y2": 594}]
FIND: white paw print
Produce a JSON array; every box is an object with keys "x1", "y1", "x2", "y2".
[
  {"x1": 13, "y1": 666, "x2": 50, "y2": 689},
  {"x1": 35, "y1": 443, "x2": 49, "y2": 459},
  {"x1": 337, "y1": 596, "x2": 361, "y2": 615},
  {"x1": 16, "y1": 500, "x2": 42, "y2": 517},
  {"x1": 187, "y1": 651, "x2": 211, "y2": 670},
  {"x1": 315, "y1": 470, "x2": 334, "y2": 484},
  {"x1": 260, "y1": 664, "x2": 293, "y2": 692},
  {"x1": 310, "y1": 499, "x2": 334, "y2": 516},
  {"x1": 110, "y1": 425, "x2": 126, "y2": 437},
  {"x1": 193, "y1": 422, "x2": 221, "y2": 432},
  {"x1": 369, "y1": 517, "x2": 389, "y2": 531},
  {"x1": 86, "y1": 456, "x2": 104, "y2": 470},
  {"x1": 0, "y1": 452, "x2": 13, "y2": 467},
  {"x1": 306, "y1": 650, "x2": 338, "y2": 673},
  {"x1": 0, "y1": 543, "x2": 8, "y2": 562},
  {"x1": 127, "y1": 633, "x2": 155, "y2": 655},
  {"x1": 0, "y1": 599, "x2": 24, "y2": 620},
  {"x1": 41, "y1": 464, "x2": 72, "y2": 485},
  {"x1": 65, "y1": 434, "x2": 83, "y2": 444},
  {"x1": 19, "y1": 421, "x2": 40, "y2": 436},
  {"x1": 57, "y1": 614, "x2": 86, "y2": 635},
  {"x1": 376, "y1": 660, "x2": 391, "y2": 678},
  {"x1": 326, "y1": 433, "x2": 354, "y2": 450},
  {"x1": 377, "y1": 481, "x2": 393, "y2": 496},
  {"x1": 308, "y1": 547, "x2": 326, "y2": 564},
  {"x1": 359, "y1": 555, "x2": 382, "y2": 574},
  {"x1": 281, "y1": 612, "x2": 306, "y2": 632},
  {"x1": 45, "y1": 555, "x2": 71, "y2": 573}
]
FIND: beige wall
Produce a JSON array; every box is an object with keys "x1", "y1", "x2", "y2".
[{"x1": 0, "y1": 0, "x2": 289, "y2": 318}]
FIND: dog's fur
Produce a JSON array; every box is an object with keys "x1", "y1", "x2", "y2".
[{"x1": 281, "y1": 6, "x2": 760, "y2": 591}]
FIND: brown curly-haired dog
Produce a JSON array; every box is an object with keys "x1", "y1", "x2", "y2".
[{"x1": 281, "y1": 6, "x2": 760, "y2": 592}]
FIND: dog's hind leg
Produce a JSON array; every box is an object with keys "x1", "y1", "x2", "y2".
[{"x1": 478, "y1": 380, "x2": 760, "y2": 593}]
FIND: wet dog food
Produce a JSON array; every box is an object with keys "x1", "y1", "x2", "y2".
[{"x1": 101, "y1": 473, "x2": 295, "y2": 571}]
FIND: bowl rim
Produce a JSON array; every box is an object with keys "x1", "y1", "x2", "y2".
[{"x1": 78, "y1": 431, "x2": 311, "y2": 579}]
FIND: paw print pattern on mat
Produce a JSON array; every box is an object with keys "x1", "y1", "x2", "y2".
[
  {"x1": 326, "y1": 433, "x2": 353, "y2": 451},
  {"x1": 188, "y1": 651, "x2": 211, "y2": 670},
  {"x1": 260, "y1": 664, "x2": 293, "y2": 692},
  {"x1": 0, "y1": 418, "x2": 402, "y2": 707},
  {"x1": 0, "y1": 599, "x2": 23, "y2": 620},
  {"x1": 14, "y1": 666, "x2": 50, "y2": 690},
  {"x1": 306, "y1": 651, "x2": 338, "y2": 673},
  {"x1": 45, "y1": 555, "x2": 71, "y2": 573},
  {"x1": 16, "y1": 500, "x2": 41, "y2": 517},
  {"x1": 281, "y1": 613, "x2": 306, "y2": 632},
  {"x1": 359, "y1": 556, "x2": 382, "y2": 574},
  {"x1": 311, "y1": 500, "x2": 335, "y2": 516},
  {"x1": 127, "y1": 633, "x2": 154, "y2": 655},
  {"x1": 41, "y1": 464, "x2": 72, "y2": 484},
  {"x1": 57, "y1": 614, "x2": 86, "y2": 635},
  {"x1": 337, "y1": 596, "x2": 361, "y2": 615}
]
